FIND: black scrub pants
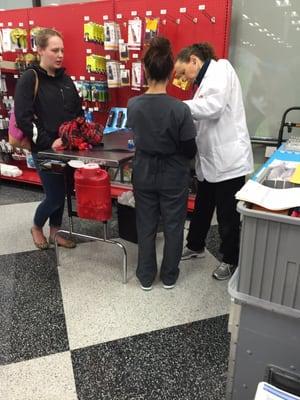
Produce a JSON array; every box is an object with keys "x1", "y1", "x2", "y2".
[
  {"x1": 186, "y1": 176, "x2": 245, "y2": 266},
  {"x1": 133, "y1": 155, "x2": 190, "y2": 286}
]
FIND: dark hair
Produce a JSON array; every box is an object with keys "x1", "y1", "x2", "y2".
[
  {"x1": 142, "y1": 37, "x2": 174, "y2": 81},
  {"x1": 35, "y1": 28, "x2": 63, "y2": 49},
  {"x1": 176, "y1": 42, "x2": 217, "y2": 63}
]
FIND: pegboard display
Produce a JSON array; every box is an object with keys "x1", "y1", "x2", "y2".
[{"x1": 0, "y1": 0, "x2": 232, "y2": 126}]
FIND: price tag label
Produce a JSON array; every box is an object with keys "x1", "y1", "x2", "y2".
[
  {"x1": 79, "y1": 76, "x2": 85, "y2": 80},
  {"x1": 71, "y1": 76, "x2": 76, "y2": 80},
  {"x1": 29, "y1": 20, "x2": 34, "y2": 25},
  {"x1": 19, "y1": 22, "x2": 24, "y2": 27},
  {"x1": 146, "y1": 10, "x2": 152, "y2": 16},
  {"x1": 8, "y1": 22, "x2": 13, "y2": 27},
  {"x1": 160, "y1": 9, "x2": 167, "y2": 15},
  {"x1": 105, "y1": 55, "x2": 111, "y2": 60},
  {"x1": 180, "y1": 7, "x2": 187, "y2": 13},
  {"x1": 131, "y1": 11, "x2": 138, "y2": 16},
  {"x1": 0, "y1": 23, "x2": 3, "y2": 28},
  {"x1": 14, "y1": 75, "x2": 19, "y2": 79},
  {"x1": 103, "y1": 15, "x2": 108, "y2": 21},
  {"x1": 84, "y1": 16, "x2": 90, "y2": 21},
  {"x1": 94, "y1": 107, "x2": 99, "y2": 111},
  {"x1": 86, "y1": 49, "x2": 92, "y2": 54},
  {"x1": 116, "y1": 14, "x2": 122, "y2": 19},
  {"x1": 90, "y1": 76, "x2": 95, "y2": 81},
  {"x1": 198, "y1": 5, "x2": 206, "y2": 10},
  {"x1": 132, "y1": 54, "x2": 139, "y2": 58}
]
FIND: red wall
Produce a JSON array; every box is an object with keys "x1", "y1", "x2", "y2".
[{"x1": 0, "y1": 0, "x2": 232, "y2": 123}]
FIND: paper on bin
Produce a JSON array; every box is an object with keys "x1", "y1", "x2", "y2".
[
  {"x1": 255, "y1": 382, "x2": 300, "y2": 400},
  {"x1": 235, "y1": 179, "x2": 300, "y2": 210},
  {"x1": 117, "y1": 190, "x2": 135, "y2": 207}
]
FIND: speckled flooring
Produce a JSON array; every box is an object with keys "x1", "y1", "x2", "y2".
[{"x1": 0, "y1": 180, "x2": 230, "y2": 400}]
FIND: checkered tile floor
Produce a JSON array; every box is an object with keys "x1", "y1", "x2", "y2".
[{"x1": 0, "y1": 181, "x2": 230, "y2": 400}]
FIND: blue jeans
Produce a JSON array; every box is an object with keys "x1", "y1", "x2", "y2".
[{"x1": 32, "y1": 153, "x2": 66, "y2": 228}]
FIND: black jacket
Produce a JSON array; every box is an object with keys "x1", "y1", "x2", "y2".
[{"x1": 14, "y1": 65, "x2": 83, "y2": 152}]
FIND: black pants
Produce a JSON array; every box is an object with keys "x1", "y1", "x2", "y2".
[
  {"x1": 187, "y1": 176, "x2": 245, "y2": 266},
  {"x1": 133, "y1": 154, "x2": 190, "y2": 286}
]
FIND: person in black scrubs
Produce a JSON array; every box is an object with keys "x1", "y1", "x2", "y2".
[{"x1": 127, "y1": 37, "x2": 197, "y2": 291}]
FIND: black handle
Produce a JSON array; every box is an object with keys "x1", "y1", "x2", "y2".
[{"x1": 277, "y1": 106, "x2": 300, "y2": 147}]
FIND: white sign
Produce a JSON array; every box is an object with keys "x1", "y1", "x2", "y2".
[{"x1": 255, "y1": 382, "x2": 300, "y2": 400}]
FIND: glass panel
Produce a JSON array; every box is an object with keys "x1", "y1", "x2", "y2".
[
  {"x1": 0, "y1": 0, "x2": 32, "y2": 9},
  {"x1": 230, "y1": 0, "x2": 300, "y2": 140},
  {"x1": 41, "y1": 0, "x2": 98, "y2": 4}
]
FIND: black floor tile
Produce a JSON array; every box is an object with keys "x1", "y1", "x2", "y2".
[
  {"x1": 206, "y1": 225, "x2": 223, "y2": 262},
  {"x1": 0, "y1": 249, "x2": 69, "y2": 365},
  {"x1": 72, "y1": 315, "x2": 229, "y2": 400},
  {"x1": 0, "y1": 181, "x2": 44, "y2": 205}
]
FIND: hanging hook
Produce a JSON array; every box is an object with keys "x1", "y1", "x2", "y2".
[
  {"x1": 198, "y1": 5, "x2": 216, "y2": 24},
  {"x1": 161, "y1": 15, "x2": 180, "y2": 25},
  {"x1": 181, "y1": 13, "x2": 198, "y2": 23}
]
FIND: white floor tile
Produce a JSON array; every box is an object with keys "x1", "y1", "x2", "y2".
[
  {"x1": 0, "y1": 352, "x2": 77, "y2": 400},
  {"x1": 0, "y1": 202, "x2": 49, "y2": 255},
  {"x1": 58, "y1": 237, "x2": 230, "y2": 350}
]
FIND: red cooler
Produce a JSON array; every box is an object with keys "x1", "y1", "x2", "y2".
[{"x1": 74, "y1": 163, "x2": 112, "y2": 221}]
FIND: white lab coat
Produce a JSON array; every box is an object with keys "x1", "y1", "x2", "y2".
[{"x1": 184, "y1": 59, "x2": 254, "y2": 182}]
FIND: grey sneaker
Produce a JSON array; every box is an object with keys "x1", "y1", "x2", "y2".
[
  {"x1": 212, "y1": 262, "x2": 236, "y2": 281},
  {"x1": 181, "y1": 246, "x2": 205, "y2": 260}
]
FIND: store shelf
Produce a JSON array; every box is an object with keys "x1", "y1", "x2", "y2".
[
  {"x1": 110, "y1": 182, "x2": 196, "y2": 212},
  {"x1": 0, "y1": 168, "x2": 41, "y2": 185},
  {"x1": 0, "y1": 61, "x2": 18, "y2": 74}
]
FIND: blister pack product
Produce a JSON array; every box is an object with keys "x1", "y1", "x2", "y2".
[{"x1": 104, "y1": 107, "x2": 128, "y2": 134}]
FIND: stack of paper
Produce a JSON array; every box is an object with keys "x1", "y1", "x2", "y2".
[
  {"x1": 235, "y1": 179, "x2": 300, "y2": 210},
  {"x1": 255, "y1": 382, "x2": 300, "y2": 400}
]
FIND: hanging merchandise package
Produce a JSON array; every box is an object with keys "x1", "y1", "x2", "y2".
[
  {"x1": 128, "y1": 19, "x2": 142, "y2": 50},
  {"x1": 10, "y1": 28, "x2": 28, "y2": 50},
  {"x1": 30, "y1": 27, "x2": 44, "y2": 51},
  {"x1": 172, "y1": 76, "x2": 191, "y2": 91},
  {"x1": 119, "y1": 40, "x2": 129, "y2": 61},
  {"x1": 120, "y1": 69, "x2": 130, "y2": 87},
  {"x1": 104, "y1": 22, "x2": 121, "y2": 51},
  {"x1": 131, "y1": 62, "x2": 142, "y2": 89},
  {"x1": 2, "y1": 29, "x2": 14, "y2": 52},
  {"x1": 106, "y1": 61, "x2": 121, "y2": 88},
  {"x1": 144, "y1": 18, "x2": 159, "y2": 44}
]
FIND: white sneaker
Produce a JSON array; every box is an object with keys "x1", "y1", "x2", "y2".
[
  {"x1": 140, "y1": 284, "x2": 153, "y2": 291},
  {"x1": 181, "y1": 246, "x2": 205, "y2": 260},
  {"x1": 163, "y1": 283, "x2": 176, "y2": 289}
]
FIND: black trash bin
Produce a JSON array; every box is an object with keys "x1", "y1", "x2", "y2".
[{"x1": 117, "y1": 203, "x2": 138, "y2": 243}]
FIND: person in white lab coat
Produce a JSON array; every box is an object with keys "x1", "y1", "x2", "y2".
[{"x1": 174, "y1": 42, "x2": 254, "y2": 280}]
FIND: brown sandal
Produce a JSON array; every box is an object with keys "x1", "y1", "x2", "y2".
[
  {"x1": 30, "y1": 228, "x2": 49, "y2": 250},
  {"x1": 49, "y1": 235, "x2": 76, "y2": 249}
]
